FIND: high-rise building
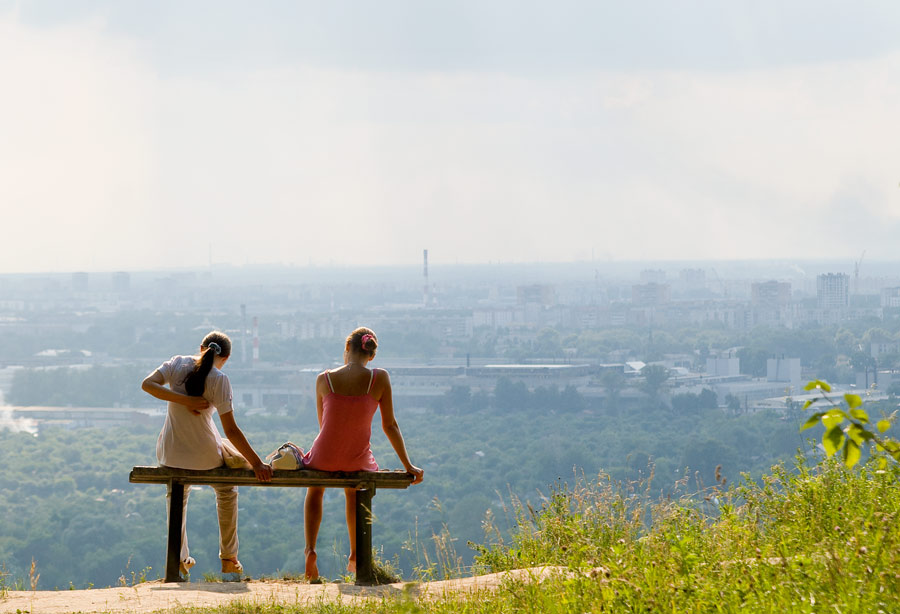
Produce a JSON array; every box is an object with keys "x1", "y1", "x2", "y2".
[
  {"x1": 640, "y1": 269, "x2": 666, "y2": 284},
  {"x1": 631, "y1": 282, "x2": 670, "y2": 306},
  {"x1": 516, "y1": 284, "x2": 556, "y2": 306},
  {"x1": 881, "y1": 287, "x2": 900, "y2": 308},
  {"x1": 817, "y1": 273, "x2": 849, "y2": 309},
  {"x1": 751, "y1": 281, "x2": 791, "y2": 306},
  {"x1": 679, "y1": 268, "x2": 706, "y2": 289}
]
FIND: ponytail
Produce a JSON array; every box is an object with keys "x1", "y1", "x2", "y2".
[{"x1": 184, "y1": 332, "x2": 231, "y2": 397}]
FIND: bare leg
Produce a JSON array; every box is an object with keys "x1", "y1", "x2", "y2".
[
  {"x1": 304, "y1": 487, "x2": 324, "y2": 580},
  {"x1": 344, "y1": 487, "x2": 357, "y2": 573}
]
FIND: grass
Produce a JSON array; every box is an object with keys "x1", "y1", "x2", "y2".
[
  {"x1": 469, "y1": 457, "x2": 900, "y2": 612},
  {"x1": 6, "y1": 456, "x2": 897, "y2": 612},
  {"x1": 164, "y1": 456, "x2": 899, "y2": 613}
]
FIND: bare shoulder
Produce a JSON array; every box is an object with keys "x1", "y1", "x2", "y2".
[
  {"x1": 315, "y1": 371, "x2": 330, "y2": 391},
  {"x1": 372, "y1": 368, "x2": 392, "y2": 394}
]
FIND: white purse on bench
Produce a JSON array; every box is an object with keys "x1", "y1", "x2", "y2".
[{"x1": 266, "y1": 442, "x2": 305, "y2": 470}]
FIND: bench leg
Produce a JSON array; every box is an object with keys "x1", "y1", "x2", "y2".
[
  {"x1": 355, "y1": 488, "x2": 375, "y2": 585},
  {"x1": 165, "y1": 481, "x2": 185, "y2": 582}
]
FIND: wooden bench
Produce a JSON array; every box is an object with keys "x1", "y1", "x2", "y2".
[{"x1": 129, "y1": 466, "x2": 414, "y2": 585}]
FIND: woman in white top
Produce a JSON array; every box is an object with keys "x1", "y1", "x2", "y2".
[{"x1": 142, "y1": 330, "x2": 272, "y2": 576}]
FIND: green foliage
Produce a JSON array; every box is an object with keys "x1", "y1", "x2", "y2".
[
  {"x1": 639, "y1": 364, "x2": 669, "y2": 399},
  {"x1": 725, "y1": 393, "x2": 742, "y2": 413},
  {"x1": 484, "y1": 379, "x2": 583, "y2": 414},
  {"x1": 800, "y1": 379, "x2": 899, "y2": 468},
  {"x1": 671, "y1": 388, "x2": 718, "y2": 412},
  {"x1": 467, "y1": 458, "x2": 900, "y2": 613},
  {"x1": 169, "y1": 459, "x2": 900, "y2": 613},
  {"x1": 0, "y1": 389, "x2": 806, "y2": 589}
]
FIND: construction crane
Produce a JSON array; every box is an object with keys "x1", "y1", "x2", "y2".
[
  {"x1": 709, "y1": 268, "x2": 728, "y2": 298},
  {"x1": 854, "y1": 250, "x2": 865, "y2": 295}
]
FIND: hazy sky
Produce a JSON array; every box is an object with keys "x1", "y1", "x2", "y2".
[{"x1": 2, "y1": 1, "x2": 899, "y2": 273}]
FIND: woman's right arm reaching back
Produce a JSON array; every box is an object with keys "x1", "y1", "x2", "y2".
[
  {"x1": 141, "y1": 370, "x2": 210, "y2": 414},
  {"x1": 377, "y1": 371, "x2": 424, "y2": 484}
]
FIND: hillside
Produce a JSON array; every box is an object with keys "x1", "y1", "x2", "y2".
[
  {"x1": 0, "y1": 395, "x2": 812, "y2": 589},
  {"x1": 1, "y1": 456, "x2": 897, "y2": 613}
]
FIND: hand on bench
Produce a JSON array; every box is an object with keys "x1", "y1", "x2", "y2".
[{"x1": 253, "y1": 462, "x2": 273, "y2": 482}]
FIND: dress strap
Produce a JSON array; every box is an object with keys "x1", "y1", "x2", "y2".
[
  {"x1": 325, "y1": 371, "x2": 335, "y2": 393},
  {"x1": 366, "y1": 368, "x2": 378, "y2": 394}
]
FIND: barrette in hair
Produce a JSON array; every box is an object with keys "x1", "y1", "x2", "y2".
[{"x1": 208, "y1": 342, "x2": 222, "y2": 355}]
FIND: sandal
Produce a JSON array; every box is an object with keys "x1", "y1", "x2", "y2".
[
  {"x1": 221, "y1": 558, "x2": 243, "y2": 574},
  {"x1": 179, "y1": 557, "x2": 196, "y2": 576}
]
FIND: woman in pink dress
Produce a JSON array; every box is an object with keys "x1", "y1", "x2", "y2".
[{"x1": 302, "y1": 327, "x2": 424, "y2": 581}]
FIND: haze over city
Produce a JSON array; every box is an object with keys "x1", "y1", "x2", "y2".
[
  {"x1": 3, "y1": 1, "x2": 900, "y2": 272},
  {"x1": 4, "y1": 4, "x2": 900, "y2": 607}
]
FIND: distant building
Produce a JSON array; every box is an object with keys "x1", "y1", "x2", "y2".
[
  {"x1": 9, "y1": 406, "x2": 156, "y2": 429},
  {"x1": 516, "y1": 284, "x2": 556, "y2": 306},
  {"x1": 855, "y1": 370, "x2": 892, "y2": 391},
  {"x1": 817, "y1": 273, "x2": 849, "y2": 310},
  {"x1": 679, "y1": 268, "x2": 706, "y2": 290},
  {"x1": 707, "y1": 357, "x2": 740, "y2": 377},
  {"x1": 767, "y1": 357, "x2": 801, "y2": 388},
  {"x1": 631, "y1": 283, "x2": 670, "y2": 306},
  {"x1": 881, "y1": 287, "x2": 900, "y2": 308},
  {"x1": 688, "y1": 304, "x2": 753, "y2": 330},
  {"x1": 473, "y1": 308, "x2": 518, "y2": 329},
  {"x1": 869, "y1": 339, "x2": 899, "y2": 359},
  {"x1": 640, "y1": 269, "x2": 666, "y2": 284},
  {"x1": 752, "y1": 281, "x2": 791, "y2": 306}
]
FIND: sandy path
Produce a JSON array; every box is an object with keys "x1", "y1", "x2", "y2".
[{"x1": 0, "y1": 567, "x2": 563, "y2": 613}]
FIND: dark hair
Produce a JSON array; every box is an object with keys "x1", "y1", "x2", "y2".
[
  {"x1": 184, "y1": 331, "x2": 232, "y2": 397},
  {"x1": 346, "y1": 327, "x2": 377, "y2": 357}
]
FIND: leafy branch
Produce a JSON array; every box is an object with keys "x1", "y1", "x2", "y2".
[{"x1": 800, "y1": 379, "x2": 899, "y2": 469}]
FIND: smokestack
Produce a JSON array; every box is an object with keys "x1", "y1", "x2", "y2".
[
  {"x1": 252, "y1": 316, "x2": 259, "y2": 364},
  {"x1": 240, "y1": 304, "x2": 247, "y2": 364},
  {"x1": 423, "y1": 249, "x2": 429, "y2": 306}
]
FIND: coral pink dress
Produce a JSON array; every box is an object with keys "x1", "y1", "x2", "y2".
[{"x1": 302, "y1": 369, "x2": 380, "y2": 472}]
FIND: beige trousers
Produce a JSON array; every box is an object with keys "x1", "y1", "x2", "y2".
[{"x1": 166, "y1": 483, "x2": 239, "y2": 561}]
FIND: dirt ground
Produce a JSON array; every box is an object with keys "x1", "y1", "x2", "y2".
[{"x1": 0, "y1": 566, "x2": 562, "y2": 614}]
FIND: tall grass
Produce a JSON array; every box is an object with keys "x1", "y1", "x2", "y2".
[{"x1": 468, "y1": 457, "x2": 900, "y2": 612}]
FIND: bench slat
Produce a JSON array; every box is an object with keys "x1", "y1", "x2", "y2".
[{"x1": 129, "y1": 465, "x2": 414, "y2": 489}]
